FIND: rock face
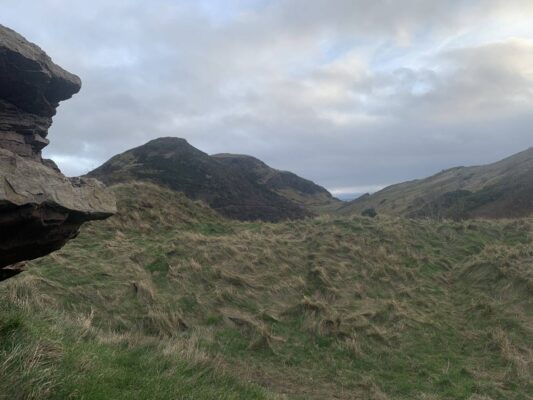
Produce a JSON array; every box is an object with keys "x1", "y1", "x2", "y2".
[
  {"x1": 0, "y1": 25, "x2": 81, "y2": 160},
  {"x1": 0, "y1": 25, "x2": 116, "y2": 281}
]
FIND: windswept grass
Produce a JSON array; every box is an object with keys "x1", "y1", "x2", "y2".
[
  {"x1": 0, "y1": 279, "x2": 274, "y2": 400},
  {"x1": 1, "y1": 182, "x2": 531, "y2": 399}
]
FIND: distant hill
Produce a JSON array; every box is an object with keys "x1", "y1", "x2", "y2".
[
  {"x1": 87, "y1": 137, "x2": 336, "y2": 221},
  {"x1": 212, "y1": 153, "x2": 341, "y2": 213},
  {"x1": 339, "y1": 147, "x2": 533, "y2": 219}
]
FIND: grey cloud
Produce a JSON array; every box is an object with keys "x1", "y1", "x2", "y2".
[{"x1": 1, "y1": 0, "x2": 532, "y2": 192}]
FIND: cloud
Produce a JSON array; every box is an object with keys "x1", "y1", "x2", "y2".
[{"x1": 1, "y1": 0, "x2": 532, "y2": 194}]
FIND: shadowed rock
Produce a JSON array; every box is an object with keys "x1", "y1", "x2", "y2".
[{"x1": 0, "y1": 24, "x2": 115, "y2": 281}]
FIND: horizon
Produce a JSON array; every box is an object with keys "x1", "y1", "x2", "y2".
[{"x1": 1, "y1": 0, "x2": 533, "y2": 196}]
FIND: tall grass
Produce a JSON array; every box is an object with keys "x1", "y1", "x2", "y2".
[{"x1": 1, "y1": 182, "x2": 531, "y2": 399}]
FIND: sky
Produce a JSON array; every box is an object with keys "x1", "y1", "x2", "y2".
[{"x1": 2, "y1": 0, "x2": 533, "y2": 197}]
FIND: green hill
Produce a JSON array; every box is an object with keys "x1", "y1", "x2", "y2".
[
  {"x1": 87, "y1": 137, "x2": 339, "y2": 222},
  {"x1": 339, "y1": 148, "x2": 533, "y2": 219},
  {"x1": 212, "y1": 153, "x2": 341, "y2": 213},
  {"x1": 1, "y1": 182, "x2": 531, "y2": 399}
]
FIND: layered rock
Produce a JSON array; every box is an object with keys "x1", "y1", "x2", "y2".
[{"x1": 0, "y1": 24, "x2": 116, "y2": 281}]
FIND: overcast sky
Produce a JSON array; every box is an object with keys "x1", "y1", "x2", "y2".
[{"x1": 2, "y1": 1, "x2": 532, "y2": 196}]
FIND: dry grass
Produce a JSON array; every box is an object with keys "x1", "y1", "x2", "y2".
[{"x1": 1, "y1": 182, "x2": 531, "y2": 399}]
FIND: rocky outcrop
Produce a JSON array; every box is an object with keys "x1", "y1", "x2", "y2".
[
  {"x1": 0, "y1": 25, "x2": 116, "y2": 281},
  {"x1": 0, "y1": 25, "x2": 81, "y2": 160}
]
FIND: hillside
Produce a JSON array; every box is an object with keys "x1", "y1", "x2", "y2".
[
  {"x1": 212, "y1": 153, "x2": 341, "y2": 213},
  {"x1": 87, "y1": 137, "x2": 336, "y2": 222},
  {"x1": 339, "y1": 148, "x2": 533, "y2": 219},
  {"x1": 1, "y1": 182, "x2": 531, "y2": 399}
]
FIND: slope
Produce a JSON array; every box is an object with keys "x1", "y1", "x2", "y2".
[
  {"x1": 340, "y1": 147, "x2": 533, "y2": 219},
  {"x1": 1, "y1": 182, "x2": 531, "y2": 399},
  {"x1": 87, "y1": 137, "x2": 310, "y2": 222},
  {"x1": 212, "y1": 153, "x2": 341, "y2": 213}
]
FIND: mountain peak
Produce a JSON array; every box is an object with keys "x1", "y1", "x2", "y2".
[{"x1": 145, "y1": 137, "x2": 190, "y2": 146}]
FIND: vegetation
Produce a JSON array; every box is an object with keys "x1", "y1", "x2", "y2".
[
  {"x1": 361, "y1": 207, "x2": 378, "y2": 218},
  {"x1": 1, "y1": 182, "x2": 532, "y2": 399},
  {"x1": 340, "y1": 148, "x2": 533, "y2": 220},
  {"x1": 0, "y1": 303, "x2": 270, "y2": 400},
  {"x1": 87, "y1": 137, "x2": 312, "y2": 222}
]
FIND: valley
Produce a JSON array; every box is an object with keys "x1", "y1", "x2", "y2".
[{"x1": 1, "y1": 14, "x2": 532, "y2": 400}]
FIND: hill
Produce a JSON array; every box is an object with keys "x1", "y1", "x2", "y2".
[
  {"x1": 339, "y1": 147, "x2": 533, "y2": 219},
  {"x1": 87, "y1": 137, "x2": 336, "y2": 222},
  {"x1": 212, "y1": 153, "x2": 341, "y2": 213},
  {"x1": 1, "y1": 182, "x2": 531, "y2": 399}
]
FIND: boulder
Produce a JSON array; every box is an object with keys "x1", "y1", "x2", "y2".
[{"x1": 0, "y1": 24, "x2": 116, "y2": 281}]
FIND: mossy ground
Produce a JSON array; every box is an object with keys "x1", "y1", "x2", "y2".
[{"x1": 1, "y1": 182, "x2": 532, "y2": 399}]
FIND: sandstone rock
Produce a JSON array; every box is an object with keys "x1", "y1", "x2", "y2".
[
  {"x1": 0, "y1": 25, "x2": 115, "y2": 281},
  {"x1": 0, "y1": 25, "x2": 81, "y2": 161}
]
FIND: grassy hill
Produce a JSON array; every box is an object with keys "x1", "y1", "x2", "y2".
[
  {"x1": 339, "y1": 148, "x2": 533, "y2": 219},
  {"x1": 87, "y1": 137, "x2": 340, "y2": 222},
  {"x1": 1, "y1": 182, "x2": 532, "y2": 399},
  {"x1": 212, "y1": 153, "x2": 341, "y2": 213}
]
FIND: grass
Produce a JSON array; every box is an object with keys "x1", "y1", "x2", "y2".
[
  {"x1": 1, "y1": 182, "x2": 532, "y2": 399},
  {"x1": 0, "y1": 292, "x2": 273, "y2": 400}
]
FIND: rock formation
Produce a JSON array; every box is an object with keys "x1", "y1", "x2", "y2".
[{"x1": 0, "y1": 24, "x2": 116, "y2": 281}]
